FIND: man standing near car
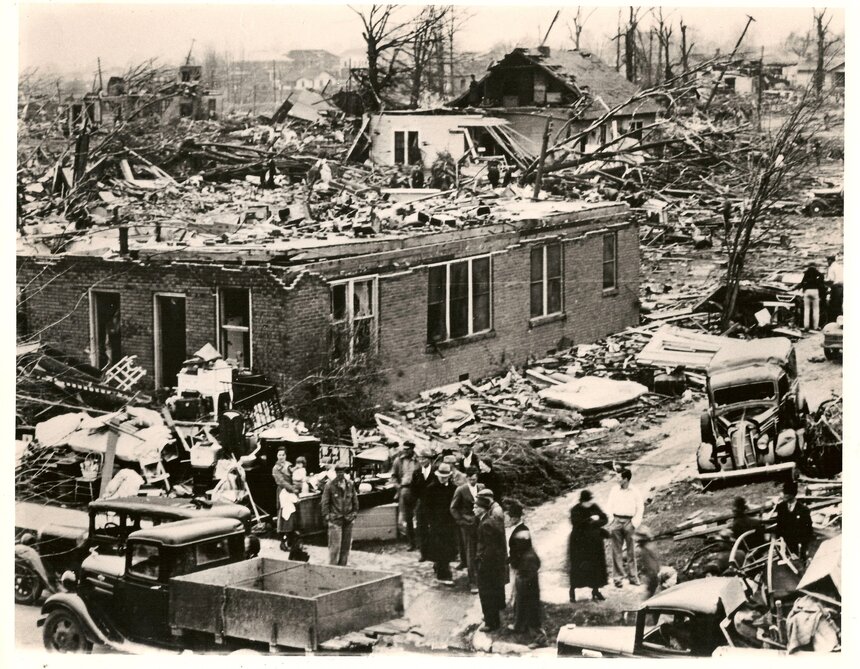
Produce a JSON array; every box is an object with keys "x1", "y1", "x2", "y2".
[
  {"x1": 605, "y1": 468, "x2": 644, "y2": 588},
  {"x1": 825, "y1": 254, "x2": 843, "y2": 323},
  {"x1": 321, "y1": 463, "x2": 359, "y2": 566},
  {"x1": 775, "y1": 480, "x2": 813, "y2": 561}
]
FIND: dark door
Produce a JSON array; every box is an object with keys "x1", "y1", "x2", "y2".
[
  {"x1": 155, "y1": 295, "x2": 186, "y2": 389},
  {"x1": 93, "y1": 291, "x2": 121, "y2": 369},
  {"x1": 114, "y1": 541, "x2": 171, "y2": 640}
]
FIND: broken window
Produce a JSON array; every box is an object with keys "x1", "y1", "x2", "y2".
[
  {"x1": 530, "y1": 243, "x2": 563, "y2": 318},
  {"x1": 90, "y1": 291, "x2": 121, "y2": 370},
  {"x1": 603, "y1": 232, "x2": 618, "y2": 291},
  {"x1": 219, "y1": 288, "x2": 251, "y2": 369},
  {"x1": 16, "y1": 287, "x2": 28, "y2": 339},
  {"x1": 394, "y1": 130, "x2": 420, "y2": 165},
  {"x1": 179, "y1": 102, "x2": 194, "y2": 118},
  {"x1": 599, "y1": 124, "x2": 608, "y2": 145},
  {"x1": 630, "y1": 120, "x2": 644, "y2": 141},
  {"x1": 330, "y1": 277, "x2": 377, "y2": 359},
  {"x1": 427, "y1": 256, "x2": 492, "y2": 343}
]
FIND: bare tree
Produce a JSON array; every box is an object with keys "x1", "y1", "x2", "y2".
[
  {"x1": 719, "y1": 86, "x2": 824, "y2": 328},
  {"x1": 813, "y1": 9, "x2": 841, "y2": 97},
  {"x1": 679, "y1": 19, "x2": 694, "y2": 76},
  {"x1": 568, "y1": 6, "x2": 597, "y2": 50},
  {"x1": 655, "y1": 8, "x2": 674, "y2": 83}
]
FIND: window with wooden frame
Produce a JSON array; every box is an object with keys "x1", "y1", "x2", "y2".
[
  {"x1": 330, "y1": 276, "x2": 378, "y2": 359},
  {"x1": 630, "y1": 120, "x2": 644, "y2": 141},
  {"x1": 602, "y1": 232, "x2": 618, "y2": 291},
  {"x1": 218, "y1": 288, "x2": 251, "y2": 369},
  {"x1": 530, "y1": 243, "x2": 563, "y2": 318},
  {"x1": 394, "y1": 130, "x2": 420, "y2": 165},
  {"x1": 427, "y1": 256, "x2": 492, "y2": 343}
]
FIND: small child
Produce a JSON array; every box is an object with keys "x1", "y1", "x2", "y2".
[{"x1": 292, "y1": 456, "x2": 309, "y2": 494}]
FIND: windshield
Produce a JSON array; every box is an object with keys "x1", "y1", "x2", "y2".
[{"x1": 713, "y1": 382, "x2": 775, "y2": 407}]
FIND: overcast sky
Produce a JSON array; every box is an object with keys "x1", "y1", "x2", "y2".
[{"x1": 19, "y1": 1, "x2": 846, "y2": 76}]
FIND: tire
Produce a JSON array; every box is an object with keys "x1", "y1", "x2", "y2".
[
  {"x1": 14, "y1": 563, "x2": 43, "y2": 605},
  {"x1": 42, "y1": 609, "x2": 93, "y2": 653},
  {"x1": 700, "y1": 413, "x2": 715, "y2": 445},
  {"x1": 824, "y1": 348, "x2": 840, "y2": 361},
  {"x1": 808, "y1": 201, "x2": 826, "y2": 217}
]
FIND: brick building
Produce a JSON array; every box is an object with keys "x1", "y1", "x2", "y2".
[{"x1": 17, "y1": 200, "x2": 639, "y2": 401}]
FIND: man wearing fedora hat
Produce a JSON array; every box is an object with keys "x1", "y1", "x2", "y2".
[
  {"x1": 474, "y1": 488, "x2": 508, "y2": 631},
  {"x1": 321, "y1": 462, "x2": 359, "y2": 566},
  {"x1": 424, "y1": 462, "x2": 459, "y2": 584}
]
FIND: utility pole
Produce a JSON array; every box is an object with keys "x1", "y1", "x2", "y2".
[
  {"x1": 533, "y1": 117, "x2": 552, "y2": 200},
  {"x1": 757, "y1": 45, "x2": 764, "y2": 131},
  {"x1": 704, "y1": 15, "x2": 755, "y2": 111},
  {"x1": 97, "y1": 57, "x2": 104, "y2": 92}
]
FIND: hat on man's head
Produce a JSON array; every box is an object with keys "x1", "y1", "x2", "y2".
[
  {"x1": 334, "y1": 462, "x2": 350, "y2": 472},
  {"x1": 402, "y1": 441, "x2": 415, "y2": 450},
  {"x1": 783, "y1": 480, "x2": 799, "y2": 497},
  {"x1": 475, "y1": 488, "x2": 495, "y2": 508},
  {"x1": 435, "y1": 462, "x2": 453, "y2": 479},
  {"x1": 635, "y1": 525, "x2": 653, "y2": 542}
]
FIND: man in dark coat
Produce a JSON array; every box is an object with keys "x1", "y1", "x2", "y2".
[
  {"x1": 568, "y1": 489, "x2": 609, "y2": 602},
  {"x1": 424, "y1": 462, "x2": 459, "y2": 584},
  {"x1": 411, "y1": 454, "x2": 435, "y2": 561},
  {"x1": 506, "y1": 499, "x2": 542, "y2": 633},
  {"x1": 474, "y1": 488, "x2": 508, "y2": 631},
  {"x1": 450, "y1": 467, "x2": 480, "y2": 592},
  {"x1": 775, "y1": 480, "x2": 813, "y2": 560}
]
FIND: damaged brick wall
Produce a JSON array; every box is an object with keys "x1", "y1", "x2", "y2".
[
  {"x1": 17, "y1": 216, "x2": 638, "y2": 402},
  {"x1": 374, "y1": 222, "x2": 640, "y2": 399}
]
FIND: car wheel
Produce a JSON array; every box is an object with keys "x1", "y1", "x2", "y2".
[
  {"x1": 823, "y1": 348, "x2": 840, "y2": 361},
  {"x1": 15, "y1": 564, "x2": 43, "y2": 605},
  {"x1": 808, "y1": 201, "x2": 826, "y2": 216},
  {"x1": 42, "y1": 609, "x2": 93, "y2": 653}
]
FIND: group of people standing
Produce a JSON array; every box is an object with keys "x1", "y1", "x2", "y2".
[
  {"x1": 390, "y1": 440, "x2": 542, "y2": 633},
  {"x1": 797, "y1": 255, "x2": 843, "y2": 331}
]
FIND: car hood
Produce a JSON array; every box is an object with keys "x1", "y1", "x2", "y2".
[{"x1": 557, "y1": 625, "x2": 636, "y2": 655}]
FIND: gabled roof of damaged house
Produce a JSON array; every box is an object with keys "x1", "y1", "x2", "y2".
[{"x1": 448, "y1": 47, "x2": 663, "y2": 118}]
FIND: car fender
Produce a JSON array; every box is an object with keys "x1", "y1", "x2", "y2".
[
  {"x1": 39, "y1": 593, "x2": 111, "y2": 646},
  {"x1": 15, "y1": 544, "x2": 53, "y2": 590}
]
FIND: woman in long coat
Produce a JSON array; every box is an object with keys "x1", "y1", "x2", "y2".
[{"x1": 568, "y1": 489, "x2": 608, "y2": 602}]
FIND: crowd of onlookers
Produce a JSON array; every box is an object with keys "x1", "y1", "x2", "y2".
[{"x1": 270, "y1": 438, "x2": 817, "y2": 636}]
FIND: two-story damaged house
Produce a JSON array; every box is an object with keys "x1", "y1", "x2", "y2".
[
  {"x1": 448, "y1": 46, "x2": 663, "y2": 156},
  {"x1": 17, "y1": 199, "x2": 639, "y2": 401}
]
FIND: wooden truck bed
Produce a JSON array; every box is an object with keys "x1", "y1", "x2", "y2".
[{"x1": 169, "y1": 557, "x2": 403, "y2": 650}]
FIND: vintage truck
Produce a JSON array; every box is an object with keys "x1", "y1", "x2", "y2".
[
  {"x1": 557, "y1": 577, "x2": 749, "y2": 657},
  {"x1": 696, "y1": 338, "x2": 808, "y2": 482},
  {"x1": 822, "y1": 317, "x2": 843, "y2": 361},
  {"x1": 16, "y1": 496, "x2": 251, "y2": 605},
  {"x1": 39, "y1": 516, "x2": 403, "y2": 653}
]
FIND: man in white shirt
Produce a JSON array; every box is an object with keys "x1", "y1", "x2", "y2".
[
  {"x1": 825, "y1": 255, "x2": 843, "y2": 323},
  {"x1": 605, "y1": 468, "x2": 644, "y2": 588}
]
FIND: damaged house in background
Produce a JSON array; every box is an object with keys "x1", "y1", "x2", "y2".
[
  {"x1": 347, "y1": 109, "x2": 532, "y2": 170},
  {"x1": 17, "y1": 197, "x2": 638, "y2": 402},
  {"x1": 448, "y1": 46, "x2": 663, "y2": 155}
]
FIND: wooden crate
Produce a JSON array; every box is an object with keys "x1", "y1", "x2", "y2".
[{"x1": 170, "y1": 557, "x2": 403, "y2": 650}]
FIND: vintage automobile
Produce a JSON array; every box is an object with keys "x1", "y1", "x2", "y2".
[
  {"x1": 15, "y1": 496, "x2": 251, "y2": 605},
  {"x1": 557, "y1": 577, "x2": 749, "y2": 657},
  {"x1": 697, "y1": 338, "x2": 808, "y2": 482},
  {"x1": 801, "y1": 186, "x2": 843, "y2": 217},
  {"x1": 822, "y1": 316, "x2": 843, "y2": 361},
  {"x1": 39, "y1": 516, "x2": 403, "y2": 653}
]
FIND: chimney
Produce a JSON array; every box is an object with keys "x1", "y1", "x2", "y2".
[
  {"x1": 537, "y1": 45, "x2": 551, "y2": 57},
  {"x1": 114, "y1": 208, "x2": 128, "y2": 256}
]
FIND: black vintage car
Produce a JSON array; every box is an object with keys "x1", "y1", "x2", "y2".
[
  {"x1": 15, "y1": 496, "x2": 250, "y2": 605},
  {"x1": 39, "y1": 517, "x2": 247, "y2": 653}
]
